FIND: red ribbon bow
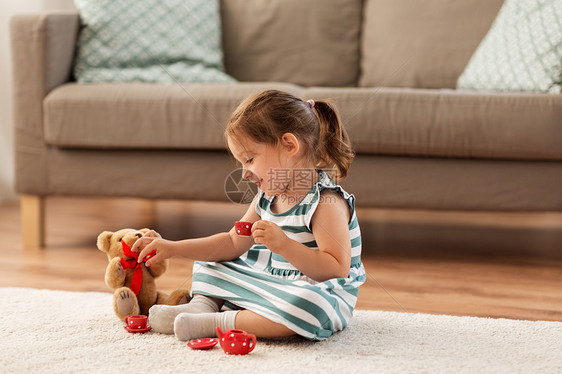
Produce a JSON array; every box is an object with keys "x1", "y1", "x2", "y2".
[{"x1": 119, "y1": 241, "x2": 156, "y2": 296}]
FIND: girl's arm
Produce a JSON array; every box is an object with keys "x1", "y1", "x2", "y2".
[
  {"x1": 252, "y1": 190, "x2": 352, "y2": 282},
  {"x1": 135, "y1": 197, "x2": 260, "y2": 267}
]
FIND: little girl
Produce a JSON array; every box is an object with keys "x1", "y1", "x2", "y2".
[{"x1": 133, "y1": 90, "x2": 365, "y2": 341}]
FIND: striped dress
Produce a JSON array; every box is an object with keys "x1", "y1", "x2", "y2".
[{"x1": 191, "y1": 171, "x2": 365, "y2": 340}]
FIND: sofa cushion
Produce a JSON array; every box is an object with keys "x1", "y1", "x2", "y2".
[
  {"x1": 457, "y1": 0, "x2": 562, "y2": 93},
  {"x1": 44, "y1": 82, "x2": 302, "y2": 149},
  {"x1": 303, "y1": 87, "x2": 562, "y2": 160},
  {"x1": 73, "y1": 0, "x2": 234, "y2": 83},
  {"x1": 359, "y1": 0, "x2": 505, "y2": 89},
  {"x1": 220, "y1": 0, "x2": 362, "y2": 87}
]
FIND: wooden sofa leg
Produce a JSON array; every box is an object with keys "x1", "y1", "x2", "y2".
[{"x1": 21, "y1": 194, "x2": 46, "y2": 248}]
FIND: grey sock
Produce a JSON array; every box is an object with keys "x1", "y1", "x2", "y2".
[
  {"x1": 148, "y1": 295, "x2": 220, "y2": 334},
  {"x1": 174, "y1": 311, "x2": 238, "y2": 341}
]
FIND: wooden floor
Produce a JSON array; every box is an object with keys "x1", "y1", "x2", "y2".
[{"x1": 1, "y1": 197, "x2": 561, "y2": 321}]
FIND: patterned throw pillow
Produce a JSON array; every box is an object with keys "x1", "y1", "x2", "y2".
[
  {"x1": 457, "y1": 0, "x2": 562, "y2": 93},
  {"x1": 73, "y1": 0, "x2": 235, "y2": 83}
]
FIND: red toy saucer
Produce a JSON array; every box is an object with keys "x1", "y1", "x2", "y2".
[
  {"x1": 124, "y1": 325, "x2": 152, "y2": 333},
  {"x1": 187, "y1": 338, "x2": 218, "y2": 350}
]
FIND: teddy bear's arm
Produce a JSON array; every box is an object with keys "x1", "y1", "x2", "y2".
[
  {"x1": 146, "y1": 261, "x2": 168, "y2": 278},
  {"x1": 105, "y1": 257, "x2": 127, "y2": 289}
]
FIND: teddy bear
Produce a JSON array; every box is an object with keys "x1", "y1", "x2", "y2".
[{"x1": 97, "y1": 228, "x2": 191, "y2": 321}]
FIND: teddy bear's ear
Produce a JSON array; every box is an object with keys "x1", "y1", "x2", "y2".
[
  {"x1": 140, "y1": 228, "x2": 151, "y2": 234},
  {"x1": 97, "y1": 231, "x2": 114, "y2": 253}
]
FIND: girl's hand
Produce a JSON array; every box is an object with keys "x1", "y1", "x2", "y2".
[
  {"x1": 135, "y1": 230, "x2": 162, "y2": 248},
  {"x1": 132, "y1": 230, "x2": 173, "y2": 267},
  {"x1": 131, "y1": 230, "x2": 160, "y2": 254},
  {"x1": 251, "y1": 220, "x2": 288, "y2": 253}
]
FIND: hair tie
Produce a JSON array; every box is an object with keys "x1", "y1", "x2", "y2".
[{"x1": 306, "y1": 99, "x2": 315, "y2": 108}]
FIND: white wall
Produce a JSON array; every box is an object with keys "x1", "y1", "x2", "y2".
[{"x1": 0, "y1": 0, "x2": 76, "y2": 203}]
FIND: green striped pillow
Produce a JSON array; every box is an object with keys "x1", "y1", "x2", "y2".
[
  {"x1": 73, "y1": 0, "x2": 235, "y2": 83},
  {"x1": 457, "y1": 0, "x2": 562, "y2": 93}
]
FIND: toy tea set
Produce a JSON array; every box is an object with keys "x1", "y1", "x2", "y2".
[
  {"x1": 123, "y1": 315, "x2": 257, "y2": 355},
  {"x1": 187, "y1": 328, "x2": 257, "y2": 355},
  {"x1": 120, "y1": 222, "x2": 257, "y2": 355}
]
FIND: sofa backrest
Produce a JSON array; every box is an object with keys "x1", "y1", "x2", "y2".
[
  {"x1": 221, "y1": 0, "x2": 505, "y2": 89},
  {"x1": 220, "y1": 0, "x2": 362, "y2": 87},
  {"x1": 360, "y1": 0, "x2": 505, "y2": 89}
]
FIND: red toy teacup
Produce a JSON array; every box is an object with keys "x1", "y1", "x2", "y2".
[
  {"x1": 125, "y1": 315, "x2": 148, "y2": 330},
  {"x1": 235, "y1": 221, "x2": 253, "y2": 236},
  {"x1": 216, "y1": 327, "x2": 257, "y2": 355}
]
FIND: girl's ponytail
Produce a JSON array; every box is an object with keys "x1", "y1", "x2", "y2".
[{"x1": 313, "y1": 100, "x2": 355, "y2": 179}]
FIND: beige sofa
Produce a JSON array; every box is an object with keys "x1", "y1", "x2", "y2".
[{"x1": 11, "y1": 0, "x2": 562, "y2": 248}]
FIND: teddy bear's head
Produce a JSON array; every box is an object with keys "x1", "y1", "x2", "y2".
[{"x1": 96, "y1": 228, "x2": 150, "y2": 260}]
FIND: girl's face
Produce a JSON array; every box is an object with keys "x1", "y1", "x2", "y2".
[{"x1": 227, "y1": 135, "x2": 294, "y2": 196}]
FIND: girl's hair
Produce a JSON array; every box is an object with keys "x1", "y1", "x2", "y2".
[{"x1": 225, "y1": 90, "x2": 355, "y2": 179}]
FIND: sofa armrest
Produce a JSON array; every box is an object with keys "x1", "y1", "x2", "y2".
[
  {"x1": 10, "y1": 12, "x2": 79, "y2": 195},
  {"x1": 11, "y1": 12, "x2": 79, "y2": 94}
]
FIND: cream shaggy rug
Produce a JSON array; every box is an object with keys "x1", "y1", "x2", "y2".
[{"x1": 1, "y1": 288, "x2": 561, "y2": 373}]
